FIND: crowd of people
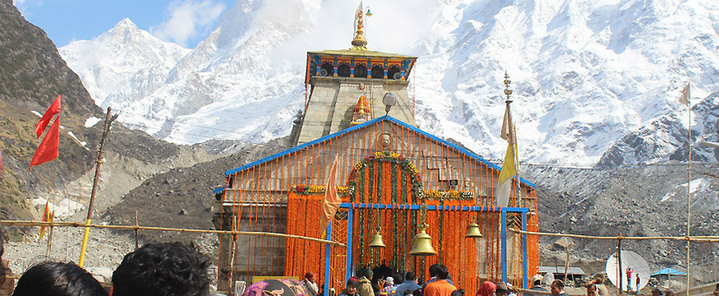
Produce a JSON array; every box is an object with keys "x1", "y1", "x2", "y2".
[
  {"x1": 336, "y1": 264, "x2": 516, "y2": 296},
  {"x1": 1, "y1": 236, "x2": 717, "y2": 296},
  {"x1": 0, "y1": 239, "x2": 212, "y2": 296}
]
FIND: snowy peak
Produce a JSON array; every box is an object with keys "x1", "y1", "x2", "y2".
[{"x1": 60, "y1": 18, "x2": 190, "y2": 109}]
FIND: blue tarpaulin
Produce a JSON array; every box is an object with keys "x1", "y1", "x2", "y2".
[{"x1": 651, "y1": 268, "x2": 688, "y2": 276}]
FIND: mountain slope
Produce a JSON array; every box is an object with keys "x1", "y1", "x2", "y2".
[{"x1": 60, "y1": 0, "x2": 719, "y2": 167}]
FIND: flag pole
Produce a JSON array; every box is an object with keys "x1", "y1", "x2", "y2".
[
  {"x1": 503, "y1": 72, "x2": 522, "y2": 207},
  {"x1": 686, "y1": 83, "x2": 692, "y2": 296},
  {"x1": 78, "y1": 107, "x2": 116, "y2": 267}
]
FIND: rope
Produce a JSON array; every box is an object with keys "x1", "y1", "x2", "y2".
[
  {"x1": 509, "y1": 228, "x2": 719, "y2": 242},
  {"x1": 0, "y1": 220, "x2": 346, "y2": 247}
]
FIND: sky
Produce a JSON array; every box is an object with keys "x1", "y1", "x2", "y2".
[{"x1": 13, "y1": 0, "x2": 236, "y2": 48}]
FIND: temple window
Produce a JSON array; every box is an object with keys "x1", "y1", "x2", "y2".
[
  {"x1": 337, "y1": 63, "x2": 351, "y2": 77},
  {"x1": 371, "y1": 64, "x2": 384, "y2": 79},
  {"x1": 388, "y1": 64, "x2": 401, "y2": 80},
  {"x1": 354, "y1": 64, "x2": 368, "y2": 78},
  {"x1": 320, "y1": 62, "x2": 333, "y2": 77}
]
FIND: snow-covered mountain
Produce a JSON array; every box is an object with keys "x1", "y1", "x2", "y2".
[
  {"x1": 59, "y1": 0, "x2": 719, "y2": 166},
  {"x1": 60, "y1": 18, "x2": 190, "y2": 110}
]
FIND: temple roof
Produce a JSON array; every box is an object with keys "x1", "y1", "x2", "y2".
[
  {"x1": 308, "y1": 49, "x2": 416, "y2": 59},
  {"x1": 215, "y1": 115, "x2": 536, "y2": 195}
]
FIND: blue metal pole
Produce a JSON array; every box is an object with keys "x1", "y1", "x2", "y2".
[
  {"x1": 501, "y1": 208, "x2": 507, "y2": 283},
  {"x1": 324, "y1": 223, "x2": 332, "y2": 296},
  {"x1": 522, "y1": 211, "x2": 528, "y2": 288},
  {"x1": 346, "y1": 207, "x2": 354, "y2": 282}
]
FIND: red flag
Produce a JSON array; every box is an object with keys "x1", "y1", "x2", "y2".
[
  {"x1": 319, "y1": 155, "x2": 340, "y2": 238},
  {"x1": 35, "y1": 94, "x2": 61, "y2": 138},
  {"x1": 30, "y1": 118, "x2": 60, "y2": 168}
]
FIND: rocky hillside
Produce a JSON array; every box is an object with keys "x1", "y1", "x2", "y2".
[
  {"x1": 0, "y1": 0, "x2": 103, "y2": 227},
  {"x1": 0, "y1": 0, "x2": 227, "y2": 240},
  {"x1": 529, "y1": 163, "x2": 719, "y2": 281}
]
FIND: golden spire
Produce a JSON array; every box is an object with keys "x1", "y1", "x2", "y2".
[{"x1": 351, "y1": 2, "x2": 368, "y2": 50}]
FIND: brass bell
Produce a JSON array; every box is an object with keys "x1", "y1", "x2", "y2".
[
  {"x1": 369, "y1": 227, "x2": 386, "y2": 248},
  {"x1": 409, "y1": 224, "x2": 437, "y2": 256},
  {"x1": 465, "y1": 221, "x2": 483, "y2": 238}
]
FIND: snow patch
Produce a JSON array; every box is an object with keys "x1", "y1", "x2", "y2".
[{"x1": 85, "y1": 117, "x2": 101, "y2": 127}]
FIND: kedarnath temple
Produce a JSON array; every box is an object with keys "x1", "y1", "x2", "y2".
[{"x1": 212, "y1": 5, "x2": 539, "y2": 295}]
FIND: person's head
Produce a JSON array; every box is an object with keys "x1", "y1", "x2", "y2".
[
  {"x1": 451, "y1": 289, "x2": 465, "y2": 296},
  {"x1": 112, "y1": 242, "x2": 211, "y2": 296},
  {"x1": 429, "y1": 264, "x2": 441, "y2": 277},
  {"x1": 362, "y1": 267, "x2": 373, "y2": 280},
  {"x1": 587, "y1": 284, "x2": 596, "y2": 296},
  {"x1": 665, "y1": 290, "x2": 674, "y2": 296},
  {"x1": 413, "y1": 289, "x2": 422, "y2": 296},
  {"x1": 345, "y1": 280, "x2": 358, "y2": 295},
  {"x1": 551, "y1": 280, "x2": 564, "y2": 296},
  {"x1": 436, "y1": 265, "x2": 449, "y2": 280},
  {"x1": 386, "y1": 277, "x2": 394, "y2": 286},
  {"x1": 652, "y1": 288, "x2": 663, "y2": 296},
  {"x1": 12, "y1": 261, "x2": 108, "y2": 296},
  {"x1": 405, "y1": 271, "x2": 417, "y2": 282},
  {"x1": 532, "y1": 274, "x2": 542, "y2": 287},
  {"x1": 305, "y1": 272, "x2": 316, "y2": 282},
  {"x1": 477, "y1": 281, "x2": 496, "y2": 296},
  {"x1": 496, "y1": 282, "x2": 509, "y2": 296}
]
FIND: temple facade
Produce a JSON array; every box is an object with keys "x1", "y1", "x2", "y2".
[{"x1": 212, "y1": 5, "x2": 538, "y2": 295}]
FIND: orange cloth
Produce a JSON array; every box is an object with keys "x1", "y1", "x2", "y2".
[{"x1": 424, "y1": 280, "x2": 456, "y2": 296}]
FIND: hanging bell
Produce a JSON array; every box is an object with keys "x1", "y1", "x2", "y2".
[
  {"x1": 369, "y1": 228, "x2": 386, "y2": 248},
  {"x1": 409, "y1": 224, "x2": 437, "y2": 256},
  {"x1": 465, "y1": 221, "x2": 483, "y2": 238}
]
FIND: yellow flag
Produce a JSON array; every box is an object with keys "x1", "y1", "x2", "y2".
[
  {"x1": 496, "y1": 104, "x2": 517, "y2": 207},
  {"x1": 679, "y1": 82, "x2": 690, "y2": 106},
  {"x1": 39, "y1": 201, "x2": 51, "y2": 239}
]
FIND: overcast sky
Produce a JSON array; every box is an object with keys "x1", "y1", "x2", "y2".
[{"x1": 13, "y1": 0, "x2": 236, "y2": 48}]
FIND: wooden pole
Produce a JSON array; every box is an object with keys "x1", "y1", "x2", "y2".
[
  {"x1": 134, "y1": 210, "x2": 139, "y2": 249},
  {"x1": 79, "y1": 107, "x2": 115, "y2": 267},
  {"x1": 618, "y1": 238, "x2": 623, "y2": 295},
  {"x1": 564, "y1": 246, "x2": 570, "y2": 284}
]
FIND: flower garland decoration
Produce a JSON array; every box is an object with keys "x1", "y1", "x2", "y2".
[{"x1": 347, "y1": 151, "x2": 424, "y2": 202}]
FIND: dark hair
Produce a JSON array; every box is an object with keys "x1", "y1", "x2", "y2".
[
  {"x1": 12, "y1": 262, "x2": 108, "y2": 296},
  {"x1": 533, "y1": 280, "x2": 541, "y2": 286},
  {"x1": 552, "y1": 279, "x2": 564, "y2": 289},
  {"x1": 429, "y1": 264, "x2": 440, "y2": 277},
  {"x1": 665, "y1": 290, "x2": 674, "y2": 296},
  {"x1": 451, "y1": 289, "x2": 465, "y2": 296},
  {"x1": 0, "y1": 238, "x2": 5, "y2": 285},
  {"x1": 587, "y1": 284, "x2": 596, "y2": 291},
  {"x1": 305, "y1": 272, "x2": 315, "y2": 280},
  {"x1": 436, "y1": 265, "x2": 449, "y2": 280},
  {"x1": 413, "y1": 289, "x2": 422, "y2": 296},
  {"x1": 405, "y1": 271, "x2": 416, "y2": 281},
  {"x1": 346, "y1": 280, "x2": 358, "y2": 288},
  {"x1": 112, "y1": 242, "x2": 211, "y2": 296}
]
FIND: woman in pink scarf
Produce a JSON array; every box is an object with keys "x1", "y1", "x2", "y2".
[{"x1": 476, "y1": 281, "x2": 497, "y2": 296}]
